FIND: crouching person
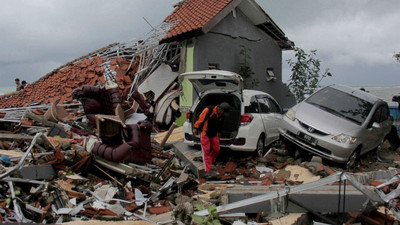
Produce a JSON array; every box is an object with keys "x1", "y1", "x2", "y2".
[{"x1": 193, "y1": 102, "x2": 230, "y2": 176}]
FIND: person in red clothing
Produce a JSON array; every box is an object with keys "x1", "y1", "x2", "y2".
[{"x1": 193, "y1": 102, "x2": 230, "y2": 176}]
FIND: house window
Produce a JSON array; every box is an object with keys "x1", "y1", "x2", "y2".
[
  {"x1": 266, "y1": 68, "x2": 276, "y2": 81},
  {"x1": 208, "y1": 63, "x2": 220, "y2": 70}
]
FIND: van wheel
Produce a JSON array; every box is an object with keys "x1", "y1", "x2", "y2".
[
  {"x1": 256, "y1": 134, "x2": 265, "y2": 157},
  {"x1": 345, "y1": 147, "x2": 360, "y2": 169}
]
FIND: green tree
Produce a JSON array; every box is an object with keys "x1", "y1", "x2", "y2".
[
  {"x1": 287, "y1": 47, "x2": 332, "y2": 102},
  {"x1": 238, "y1": 44, "x2": 258, "y2": 88},
  {"x1": 394, "y1": 52, "x2": 400, "y2": 62}
]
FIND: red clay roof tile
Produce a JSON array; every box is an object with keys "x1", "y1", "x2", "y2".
[
  {"x1": 0, "y1": 56, "x2": 138, "y2": 109},
  {"x1": 163, "y1": 0, "x2": 233, "y2": 41}
]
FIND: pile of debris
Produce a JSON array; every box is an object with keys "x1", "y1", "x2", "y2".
[
  {"x1": 0, "y1": 14, "x2": 399, "y2": 225},
  {"x1": 1, "y1": 86, "x2": 400, "y2": 225}
]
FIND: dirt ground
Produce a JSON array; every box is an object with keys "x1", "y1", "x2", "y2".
[
  {"x1": 214, "y1": 139, "x2": 400, "y2": 174},
  {"x1": 358, "y1": 140, "x2": 400, "y2": 171},
  {"x1": 286, "y1": 139, "x2": 400, "y2": 173}
]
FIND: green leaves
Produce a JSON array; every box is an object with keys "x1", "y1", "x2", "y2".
[
  {"x1": 191, "y1": 204, "x2": 222, "y2": 225},
  {"x1": 238, "y1": 44, "x2": 258, "y2": 89},
  {"x1": 287, "y1": 47, "x2": 331, "y2": 102}
]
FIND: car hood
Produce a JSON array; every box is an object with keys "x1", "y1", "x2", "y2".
[
  {"x1": 294, "y1": 102, "x2": 360, "y2": 135},
  {"x1": 180, "y1": 70, "x2": 243, "y2": 94}
]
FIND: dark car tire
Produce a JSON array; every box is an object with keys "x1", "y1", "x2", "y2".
[
  {"x1": 256, "y1": 134, "x2": 266, "y2": 157},
  {"x1": 345, "y1": 147, "x2": 361, "y2": 169}
]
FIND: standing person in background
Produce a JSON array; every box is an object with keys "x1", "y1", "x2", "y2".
[
  {"x1": 21, "y1": 80, "x2": 27, "y2": 89},
  {"x1": 193, "y1": 102, "x2": 230, "y2": 179},
  {"x1": 15, "y1": 78, "x2": 22, "y2": 91}
]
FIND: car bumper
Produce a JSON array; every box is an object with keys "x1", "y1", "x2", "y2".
[
  {"x1": 279, "y1": 118, "x2": 357, "y2": 163},
  {"x1": 183, "y1": 121, "x2": 259, "y2": 152},
  {"x1": 184, "y1": 133, "x2": 256, "y2": 152}
]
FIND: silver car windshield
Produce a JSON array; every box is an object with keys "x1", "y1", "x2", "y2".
[{"x1": 305, "y1": 87, "x2": 373, "y2": 125}]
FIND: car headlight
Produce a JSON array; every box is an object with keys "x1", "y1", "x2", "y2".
[
  {"x1": 332, "y1": 134, "x2": 357, "y2": 144},
  {"x1": 285, "y1": 108, "x2": 296, "y2": 121}
]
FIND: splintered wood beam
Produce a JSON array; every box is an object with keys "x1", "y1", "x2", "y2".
[
  {"x1": 0, "y1": 133, "x2": 43, "y2": 143},
  {"x1": 25, "y1": 112, "x2": 58, "y2": 128},
  {"x1": 160, "y1": 122, "x2": 177, "y2": 148}
]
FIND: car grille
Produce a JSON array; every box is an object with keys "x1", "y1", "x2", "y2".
[
  {"x1": 286, "y1": 130, "x2": 332, "y2": 155},
  {"x1": 298, "y1": 120, "x2": 329, "y2": 136}
]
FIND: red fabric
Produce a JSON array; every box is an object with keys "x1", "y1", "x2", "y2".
[
  {"x1": 91, "y1": 121, "x2": 152, "y2": 164},
  {"x1": 200, "y1": 134, "x2": 220, "y2": 172},
  {"x1": 81, "y1": 98, "x2": 103, "y2": 115},
  {"x1": 43, "y1": 148, "x2": 66, "y2": 170},
  {"x1": 79, "y1": 85, "x2": 122, "y2": 126}
]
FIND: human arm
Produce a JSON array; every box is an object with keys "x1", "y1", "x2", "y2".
[{"x1": 193, "y1": 108, "x2": 210, "y2": 135}]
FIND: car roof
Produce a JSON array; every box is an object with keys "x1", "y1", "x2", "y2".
[
  {"x1": 242, "y1": 89, "x2": 276, "y2": 106},
  {"x1": 328, "y1": 84, "x2": 381, "y2": 104},
  {"x1": 181, "y1": 70, "x2": 240, "y2": 77}
]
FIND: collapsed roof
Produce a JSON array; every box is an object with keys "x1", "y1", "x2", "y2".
[{"x1": 0, "y1": 0, "x2": 292, "y2": 109}]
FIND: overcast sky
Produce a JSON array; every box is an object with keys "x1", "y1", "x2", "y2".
[{"x1": 0, "y1": 0, "x2": 399, "y2": 88}]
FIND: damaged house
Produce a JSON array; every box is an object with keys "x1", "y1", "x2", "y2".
[
  {"x1": 0, "y1": 0, "x2": 295, "y2": 118},
  {"x1": 164, "y1": 0, "x2": 296, "y2": 110}
]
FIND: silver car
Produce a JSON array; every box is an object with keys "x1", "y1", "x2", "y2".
[{"x1": 279, "y1": 84, "x2": 393, "y2": 168}]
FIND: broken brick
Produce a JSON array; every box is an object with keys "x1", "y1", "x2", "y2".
[
  {"x1": 20, "y1": 119, "x2": 34, "y2": 126},
  {"x1": 325, "y1": 166, "x2": 336, "y2": 175},
  {"x1": 224, "y1": 161, "x2": 237, "y2": 174},
  {"x1": 370, "y1": 181, "x2": 384, "y2": 186},
  {"x1": 125, "y1": 203, "x2": 138, "y2": 212},
  {"x1": 148, "y1": 206, "x2": 171, "y2": 214},
  {"x1": 98, "y1": 209, "x2": 118, "y2": 216},
  {"x1": 275, "y1": 162, "x2": 289, "y2": 169},
  {"x1": 261, "y1": 178, "x2": 273, "y2": 186},
  {"x1": 317, "y1": 163, "x2": 324, "y2": 172}
]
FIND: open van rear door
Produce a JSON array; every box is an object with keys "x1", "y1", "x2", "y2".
[{"x1": 180, "y1": 70, "x2": 243, "y2": 98}]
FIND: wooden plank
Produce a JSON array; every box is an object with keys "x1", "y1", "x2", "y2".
[
  {"x1": 0, "y1": 133, "x2": 43, "y2": 144},
  {"x1": 0, "y1": 149, "x2": 24, "y2": 157},
  {"x1": 173, "y1": 142, "x2": 204, "y2": 178},
  {"x1": 25, "y1": 112, "x2": 59, "y2": 128},
  {"x1": 153, "y1": 126, "x2": 183, "y2": 146},
  {"x1": 94, "y1": 156, "x2": 153, "y2": 182},
  {"x1": 158, "y1": 123, "x2": 178, "y2": 148}
]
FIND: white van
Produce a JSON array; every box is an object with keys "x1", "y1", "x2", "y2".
[{"x1": 182, "y1": 70, "x2": 283, "y2": 155}]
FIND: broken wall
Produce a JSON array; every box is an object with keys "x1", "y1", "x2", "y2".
[{"x1": 192, "y1": 8, "x2": 296, "y2": 108}]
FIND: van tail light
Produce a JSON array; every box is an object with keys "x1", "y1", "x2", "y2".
[
  {"x1": 186, "y1": 111, "x2": 191, "y2": 120},
  {"x1": 185, "y1": 133, "x2": 193, "y2": 141},
  {"x1": 241, "y1": 114, "x2": 253, "y2": 126}
]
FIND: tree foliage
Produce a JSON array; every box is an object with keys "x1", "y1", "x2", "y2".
[
  {"x1": 287, "y1": 47, "x2": 332, "y2": 102},
  {"x1": 238, "y1": 44, "x2": 258, "y2": 88}
]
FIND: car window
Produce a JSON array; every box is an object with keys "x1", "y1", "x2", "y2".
[
  {"x1": 306, "y1": 87, "x2": 373, "y2": 125},
  {"x1": 381, "y1": 105, "x2": 389, "y2": 121},
  {"x1": 267, "y1": 98, "x2": 281, "y2": 113},
  {"x1": 245, "y1": 96, "x2": 259, "y2": 113},
  {"x1": 256, "y1": 96, "x2": 270, "y2": 113},
  {"x1": 372, "y1": 105, "x2": 389, "y2": 123},
  {"x1": 371, "y1": 106, "x2": 382, "y2": 123}
]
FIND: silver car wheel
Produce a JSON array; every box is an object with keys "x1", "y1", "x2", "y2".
[{"x1": 346, "y1": 149, "x2": 359, "y2": 169}]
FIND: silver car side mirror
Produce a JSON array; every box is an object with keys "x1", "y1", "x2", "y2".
[{"x1": 372, "y1": 122, "x2": 381, "y2": 129}]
